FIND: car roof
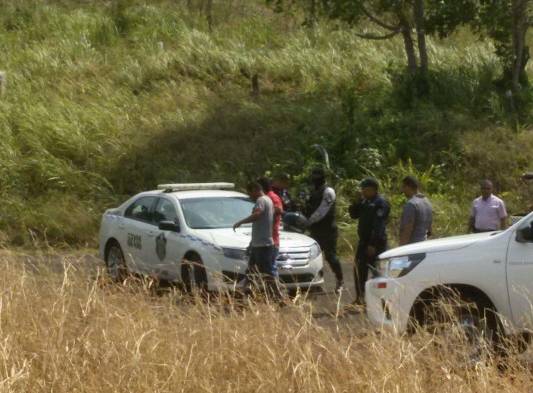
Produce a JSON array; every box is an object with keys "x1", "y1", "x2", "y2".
[{"x1": 135, "y1": 189, "x2": 249, "y2": 200}]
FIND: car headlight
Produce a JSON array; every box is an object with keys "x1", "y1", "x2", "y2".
[
  {"x1": 309, "y1": 243, "x2": 321, "y2": 260},
  {"x1": 378, "y1": 253, "x2": 425, "y2": 278},
  {"x1": 222, "y1": 248, "x2": 247, "y2": 260}
]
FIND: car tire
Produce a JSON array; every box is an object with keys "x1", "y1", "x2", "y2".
[
  {"x1": 105, "y1": 241, "x2": 129, "y2": 282},
  {"x1": 181, "y1": 253, "x2": 208, "y2": 294}
]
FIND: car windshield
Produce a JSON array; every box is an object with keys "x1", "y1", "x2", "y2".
[{"x1": 180, "y1": 197, "x2": 255, "y2": 229}]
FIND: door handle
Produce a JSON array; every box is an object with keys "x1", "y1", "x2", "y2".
[{"x1": 146, "y1": 230, "x2": 156, "y2": 237}]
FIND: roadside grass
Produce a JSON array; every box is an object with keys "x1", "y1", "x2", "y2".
[{"x1": 0, "y1": 253, "x2": 530, "y2": 392}]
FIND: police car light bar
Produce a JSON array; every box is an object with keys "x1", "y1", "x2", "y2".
[{"x1": 157, "y1": 183, "x2": 235, "y2": 192}]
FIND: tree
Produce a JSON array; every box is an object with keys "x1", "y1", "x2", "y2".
[
  {"x1": 268, "y1": 0, "x2": 431, "y2": 76},
  {"x1": 427, "y1": 0, "x2": 532, "y2": 94}
]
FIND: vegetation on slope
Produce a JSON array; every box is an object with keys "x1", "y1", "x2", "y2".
[{"x1": 0, "y1": 0, "x2": 532, "y2": 246}]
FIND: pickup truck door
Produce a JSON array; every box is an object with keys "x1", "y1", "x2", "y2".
[
  {"x1": 145, "y1": 197, "x2": 188, "y2": 281},
  {"x1": 122, "y1": 196, "x2": 158, "y2": 274},
  {"x1": 506, "y1": 217, "x2": 533, "y2": 329}
]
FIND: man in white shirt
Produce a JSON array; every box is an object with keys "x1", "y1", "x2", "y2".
[{"x1": 469, "y1": 180, "x2": 508, "y2": 233}]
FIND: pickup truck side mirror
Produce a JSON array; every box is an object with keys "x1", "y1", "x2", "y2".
[
  {"x1": 517, "y1": 223, "x2": 533, "y2": 243},
  {"x1": 158, "y1": 220, "x2": 180, "y2": 233}
]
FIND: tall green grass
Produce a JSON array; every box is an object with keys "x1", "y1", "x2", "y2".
[{"x1": 0, "y1": 0, "x2": 530, "y2": 246}]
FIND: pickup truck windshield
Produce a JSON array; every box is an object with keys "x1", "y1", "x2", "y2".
[{"x1": 180, "y1": 197, "x2": 255, "y2": 229}]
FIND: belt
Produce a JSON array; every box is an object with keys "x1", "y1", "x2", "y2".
[{"x1": 474, "y1": 228, "x2": 496, "y2": 233}]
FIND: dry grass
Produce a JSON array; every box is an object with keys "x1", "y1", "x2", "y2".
[{"x1": 0, "y1": 253, "x2": 531, "y2": 392}]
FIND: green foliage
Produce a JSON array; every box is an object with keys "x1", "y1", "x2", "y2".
[{"x1": 0, "y1": 0, "x2": 531, "y2": 247}]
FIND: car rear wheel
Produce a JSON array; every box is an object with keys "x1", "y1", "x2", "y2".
[
  {"x1": 105, "y1": 242, "x2": 129, "y2": 282},
  {"x1": 181, "y1": 253, "x2": 208, "y2": 294}
]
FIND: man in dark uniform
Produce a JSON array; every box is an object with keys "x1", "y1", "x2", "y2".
[
  {"x1": 305, "y1": 168, "x2": 344, "y2": 293},
  {"x1": 349, "y1": 178, "x2": 390, "y2": 305}
]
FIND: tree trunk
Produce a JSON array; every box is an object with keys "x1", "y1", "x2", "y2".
[
  {"x1": 206, "y1": 0, "x2": 213, "y2": 32},
  {"x1": 511, "y1": 0, "x2": 529, "y2": 93},
  {"x1": 308, "y1": 0, "x2": 317, "y2": 27},
  {"x1": 398, "y1": 13, "x2": 418, "y2": 75},
  {"x1": 251, "y1": 73, "x2": 260, "y2": 97},
  {"x1": 413, "y1": 0, "x2": 428, "y2": 74}
]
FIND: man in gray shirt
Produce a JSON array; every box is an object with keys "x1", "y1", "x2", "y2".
[
  {"x1": 234, "y1": 181, "x2": 278, "y2": 296},
  {"x1": 399, "y1": 176, "x2": 433, "y2": 245}
]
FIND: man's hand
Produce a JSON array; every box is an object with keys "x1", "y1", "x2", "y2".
[
  {"x1": 522, "y1": 172, "x2": 533, "y2": 181},
  {"x1": 233, "y1": 221, "x2": 242, "y2": 232},
  {"x1": 367, "y1": 245, "x2": 376, "y2": 258}
]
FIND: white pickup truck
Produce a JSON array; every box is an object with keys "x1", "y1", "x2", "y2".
[{"x1": 366, "y1": 212, "x2": 533, "y2": 348}]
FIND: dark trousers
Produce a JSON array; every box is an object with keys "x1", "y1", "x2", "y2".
[
  {"x1": 248, "y1": 246, "x2": 281, "y2": 299},
  {"x1": 271, "y1": 246, "x2": 279, "y2": 277},
  {"x1": 311, "y1": 229, "x2": 344, "y2": 283},
  {"x1": 354, "y1": 242, "x2": 385, "y2": 304}
]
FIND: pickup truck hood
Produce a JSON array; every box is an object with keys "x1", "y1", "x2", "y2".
[
  {"x1": 197, "y1": 228, "x2": 316, "y2": 249},
  {"x1": 380, "y1": 232, "x2": 498, "y2": 259}
]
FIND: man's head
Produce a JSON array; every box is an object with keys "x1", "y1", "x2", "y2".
[
  {"x1": 273, "y1": 173, "x2": 290, "y2": 190},
  {"x1": 480, "y1": 179, "x2": 493, "y2": 199},
  {"x1": 360, "y1": 178, "x2": 379, "y2": 199},
  {"x1": 401, "y1": 176, "x2": 419, "y2": 198},
  {"x1": 246, "y1": 181, "x2": 264, "y2": 201},
  {"x1": 257, "y1": 176, "x2": 272, "y2": 193},
  {"x1": 310, "y1": 167, "x2": 326, "y2": 189}
]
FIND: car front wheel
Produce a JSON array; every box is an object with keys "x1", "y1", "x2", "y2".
[{"x1": 181, "y1": 253, "x2": 208, "y2": 294}]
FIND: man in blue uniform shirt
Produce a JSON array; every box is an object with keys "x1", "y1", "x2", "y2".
[{"x1": 349, "y1": 178, "x2": 390, "y2": 306}]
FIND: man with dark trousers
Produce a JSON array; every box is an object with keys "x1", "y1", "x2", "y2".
[
  {"x1": 349, "y1": 178, "x2": 390, "y2": 306},
  {"x1": 305, "y1": 167, "x2": 344, "y2": 294}
]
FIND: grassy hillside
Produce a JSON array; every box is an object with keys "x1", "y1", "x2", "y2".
[{"x1": 1, "y1": 0, "x2": 532, "y2": 246}]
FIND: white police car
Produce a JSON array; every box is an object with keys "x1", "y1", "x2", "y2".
[{"x1": 99, "y1": 183, "x2": 324, "y2": 291}]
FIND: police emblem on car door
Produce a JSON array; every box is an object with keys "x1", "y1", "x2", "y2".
[{"x1": 156, "y1": 233, "x2": 167, "y2": 261}]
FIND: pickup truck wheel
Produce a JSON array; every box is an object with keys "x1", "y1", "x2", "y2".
[
  {"x1": 105, "y1": 242, "x2": 129, "y2": 282},
  {"x1": 181, "y1": 254, "x2": 208, "y2": 294},
  {"x1": 418, "y1": 292, "x2": 499, "y2": 362}
]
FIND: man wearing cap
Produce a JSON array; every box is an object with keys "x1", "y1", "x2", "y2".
[
  {"x1": 469, "y1": 180, "x2": 508, "y2": 233},
  {"x1": 349, "y1": 178, "x2": 390, "y2": 306},
  {"x1": 304, "y1": 167, "x2": 344, "y2": 294}
]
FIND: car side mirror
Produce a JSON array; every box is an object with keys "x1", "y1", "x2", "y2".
[
  {"x1": 159, "y1": 220, "x2": 180, "y2": 232},
  {"x1": 517, "y1": 223, "x2": 533, "y2": 242}
]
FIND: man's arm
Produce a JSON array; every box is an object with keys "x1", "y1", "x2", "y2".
[
  {"x1": 500, "y1": 217, "x2": 508, "y2": 230},
  {"x1": 499, "y1": 200, "x2": 508, "y2": 229},
  {"x1": 273, "y1": 197, "x2": 283, "y2": 216},
  {"x1": 234, "y1": 206, "x2": 263, "y2": 230},
  {"x1": 368, "y1": 200, "x2": 390, "y2": 255},
  {"x1": 468, "y1": 203, "x2": 476, "y2": 233},
  {"x1": 308, "y1": 188, "x2": 335, "y2": 225},
  {"x1": 468, "y1": 216, "x2": 475, "y2": 233},
  {"x1": 399, "y1": 204, "x2": 415, "y2": 246}
]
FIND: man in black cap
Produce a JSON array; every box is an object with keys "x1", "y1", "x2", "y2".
[
  {"x1": 304, "y1": 167, "x2": 344, "y2": 293},
  {"x1": 349, "y1": 178, "x2": 390, "y2": 306}
]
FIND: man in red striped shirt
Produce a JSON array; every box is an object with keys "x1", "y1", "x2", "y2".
[{"x1": 258, "y1": 177, "x2": 284, "y2": 276}]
